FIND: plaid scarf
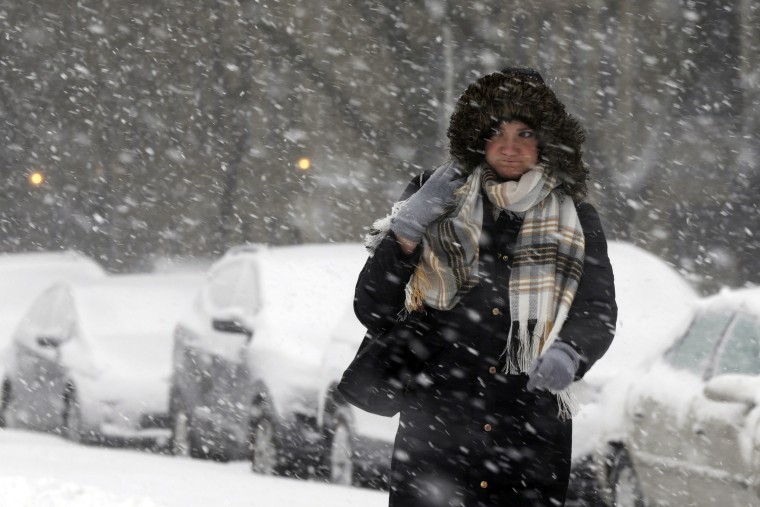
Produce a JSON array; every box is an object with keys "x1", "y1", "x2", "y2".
[{"x1": 406, "y1": 165, "x2": 585, "y2": 376}]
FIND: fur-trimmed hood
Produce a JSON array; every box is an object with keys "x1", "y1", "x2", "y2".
[{"x1": 447, "y1": 68, "x2": 588, "y2": 202}]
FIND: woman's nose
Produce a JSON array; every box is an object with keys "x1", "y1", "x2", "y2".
[{"x1": 500, "y1": 137, "x2": 518, "y2": 154}]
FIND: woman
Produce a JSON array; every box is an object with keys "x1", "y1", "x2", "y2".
[{"x1": 352, "y1": 67, "x2": 617, "y2": 506}]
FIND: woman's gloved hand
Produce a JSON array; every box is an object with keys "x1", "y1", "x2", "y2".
[
  {"x1": 390, "y1": 161, "x2": 466, "y2": 242},
  {"x1": 526, "y1": 341, "x2": 580, "y2": 393}
]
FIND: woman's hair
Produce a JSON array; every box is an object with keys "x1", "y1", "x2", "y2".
[{"x1": 447, "y1": 67, "x2": 589, "y2": 202}]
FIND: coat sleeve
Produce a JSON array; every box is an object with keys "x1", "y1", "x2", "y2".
[
  {"x1": 353, "y1": 173, "x2": 429, "y2": 331},
  {"x1": 559, "y1": 201, "x2": 617, "y2": 379}
]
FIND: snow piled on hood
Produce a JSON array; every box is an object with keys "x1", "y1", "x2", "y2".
[
  {"x1": 583, "y1": 241, "x2": 698, "y2": 385},
  {"x1": 74, "y1": 273, "x2": 202, "y2": 380}
]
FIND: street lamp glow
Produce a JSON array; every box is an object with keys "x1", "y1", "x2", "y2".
[
  {"x1": 297, "y1": 157, "x2": 311, "y2": 171},
  {"x1": 28, "y1": 171, "x2": 44, "y2": 186}
]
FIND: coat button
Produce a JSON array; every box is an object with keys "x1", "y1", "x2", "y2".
[
  {"x1": 480, "y1": 481, "x2": 488, "y2": 489},
  {"x1": 484, "y1": 423, "x2": 492, "y2": 432},
  {"x1": 492, "y1": 308, "x2": 501, "y2": 316},
  {"x1": 488, "y1": 366, "x2": 497, "y2": 374}
]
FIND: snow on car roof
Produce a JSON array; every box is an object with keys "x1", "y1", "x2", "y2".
[
  {"x1": 0, "y1": 250, "x2": 103, "y2": 271},
  {"x1": 698, "y1": 286, "x2": 760, "y2": 316}
]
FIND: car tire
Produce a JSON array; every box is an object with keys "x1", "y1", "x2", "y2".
[
  {"x1": 609, "y1": 449, "x2": 645, "y2": 507},
  {"x1": 319, "y1": 404, "x2": 356, "y2": 486},
  {"x1": 567, "y1": 455, "x2": 608, "y2": 507},
  {"x1": 169, "y1": 399, "x2": 215, "y2": 459},
  {"x1": 249, "y1": 405, "x2": 280, "y2": 475},
  {"x1": 62, "y1": 391, "x2": 84, "y2": 443},
  {"x1": 170, "y1": 405, "x2": 193, "y2": 457}
]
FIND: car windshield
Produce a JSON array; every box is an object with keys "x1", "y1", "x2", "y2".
[
  {"x1": 665, "y1": 310, "x2": 733, "y2": 375},
  {"x1": 714, "y1": 315, "x2": 760, "y2": 376}
]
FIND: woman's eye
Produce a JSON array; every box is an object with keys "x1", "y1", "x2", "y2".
[{"x1": 519, "y1": 130, "x2": 535, "y2": 138}]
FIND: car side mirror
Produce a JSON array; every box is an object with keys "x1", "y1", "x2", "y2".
[
  {"x1": 703, "y1": 374, "x2": 760, "y2": 406},
  {"x1": 36, "y1": 336, "x2": 64, "y2": 348},
  {"x1": 212, "y1": 319, "x2": 253, "y2": 341}
]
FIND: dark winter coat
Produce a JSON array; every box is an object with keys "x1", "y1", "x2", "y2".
[
  {"x1": 354, "y1": 175, "x2": 616, "y2": 506},
  {"x1": 351, "y1": 69, "x2": 617, "y2": 507}
]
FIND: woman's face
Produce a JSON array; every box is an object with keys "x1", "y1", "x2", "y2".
[{"x1": 485, "y1": 121, "x2": 539, "y2": 180}]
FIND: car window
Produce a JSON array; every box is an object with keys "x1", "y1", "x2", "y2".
[
  {"x1": 205, "y1": 259, "x2": 259, "y2": 313},
  {"x1": 235, "y1": 262, "x2": 260, "y2": 314},
  {"x1": 714, "y1": 315, "x2": 760, "y2": 376},
  {"x1": 666, "y1": 310, "x2": 733, "y2": 375},
  {"x1": 206, "y1": 261, "x2": 245, "y2": 310},
  {"x1": 49, "y1": 289, "x2": 75, "y2": 337}
]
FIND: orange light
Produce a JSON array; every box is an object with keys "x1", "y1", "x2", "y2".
[
  {"x1": 28, "y1": 171, "x2": 44, "y2": 186},
  {"x1": 297, "y1": 157, "x2": 311, "y2": 171}
]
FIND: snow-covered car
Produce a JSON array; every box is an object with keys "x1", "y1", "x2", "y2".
[
  {"x1": 315, "y1": 304, "x2": 398, "y2": 487},
  {"x1": 0, "y1": 251, "x2": 106, "y2": 363},
  {"x1": 168, "y1": 243, "x2": 366, "y2": 477},
  {"x1": 567, "y1": 242, "x2": 697, "y2": 504},
  {"x1": 592, "y1": 287, "x2": 760, "y2": 507},
  {"x1": 0, "y1": 273, "x2": 201, "y2": 447}
]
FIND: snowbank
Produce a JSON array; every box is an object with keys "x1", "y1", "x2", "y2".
[
  {"x1": 0, "y1": 477, "x2": 165, "y2": 507},
  {"x1": 0, "y1": 429, "x2": 387, "y2": 507}
]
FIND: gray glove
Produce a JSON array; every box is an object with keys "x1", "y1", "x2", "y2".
[
  {"x1": 526, "y1": 341, "x2": 580, "y2": 393},
  {"x1": 390, "y1": 161, "x2": 465, "y2": 242}
]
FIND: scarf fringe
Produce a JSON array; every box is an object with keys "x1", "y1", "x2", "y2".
[
  {"x1": 502, "y1": 321, "x2": 546, "y2": 374},
  {"x1": 364, "y1": 200, "x2": 406, "y2": 255},
  {"x1": 557, "y1": 390, "x2": 577, "y2": 420},
  {"x1": 501, "y1": 321, "x2": 577, "y2": 420}
]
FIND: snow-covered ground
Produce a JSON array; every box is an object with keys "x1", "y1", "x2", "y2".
[{"x1": 0, "y1": 429, "x2": 386, "y2": 507}]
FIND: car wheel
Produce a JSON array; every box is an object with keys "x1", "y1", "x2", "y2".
[
  {"x1": 63, "y1": 392, "x2": 83, "y2": 443},
  {"x1": 610, "y1": 449, "x2": 645, "y2": 507},
  {"x1": 170, "y1": 406, "x2": 193, "y2": 457},
  {"x1": 567, "y1": 454, "x2": 608, "y2": 507},
  {"x1": 323, "y1": 405, "x2": 355, "y2": 486},
  {"x1": 249, "y1": 406, "x2": 279, "y2": 475},
  {"x1": 170, "y1": 400, "x2": 214, "y2": 459}
]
